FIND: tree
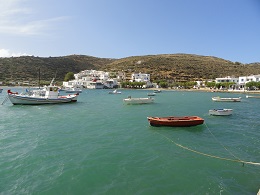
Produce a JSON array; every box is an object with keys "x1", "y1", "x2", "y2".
[
  {"x1": 64, "y1": 72, "x2": 75, "y2": 81},
  {"x1": 246, "y1": 81, "x2": 260, "y2": 90},
  {"x1": 205, "y1": 81, "x2": 216, "y2": 88},
  {"x1": 159, "y1": 81, "x2": 168, "y2": 88}
]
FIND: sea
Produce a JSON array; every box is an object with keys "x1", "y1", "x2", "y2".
[{"x1": 0, "y1": 87, "x2": 259, "y2": 195}]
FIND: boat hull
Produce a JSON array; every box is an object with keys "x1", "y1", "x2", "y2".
[
  {"x1": 8, "y1": 94, "x2": 78, "y2": 105},
  {"x1": 209, "y1": 109, "x2": 233, "y2": 116},
  {"x1": 123, "y1": 97, "x2": 154, "y2": 104},
  {"x1": 212, "y1": 97, "x2": 241, "y2": 102},
  {"x1": 246, "y1": 95, "x2": 260, "y2": 98},
  {"x1": 147, "y1": 116, "x2": 204, "y2": 127}
]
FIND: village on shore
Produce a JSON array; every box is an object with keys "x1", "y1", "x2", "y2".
[
  {"x1": 60, "y1": 69, "x2": 260, "y2": 93},
  {"x1": 1, "y1": 69, "x2": 260, "y2": 94}
]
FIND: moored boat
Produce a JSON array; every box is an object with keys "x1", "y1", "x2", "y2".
[
  {"x1": 212, "y1": 96, "x2": 241, "y2": 102},
  {"x1": 246, "y1": 95, "x2": 260, "y2": 99},
  {"x1": 209, "y1": 108, "x2": 233, "y2": 116},
  {"x1": 153, "y1": 89, "x2": 161, "y2": 93},
  {"x1": 108, "y1": 89, "x2": 121, "y2": 94},
  {"x1": 60, "y1": 87, "x2": 82, "y2": 93},
  {"x1": 147, "y1": 116, "x2": 204, "y2": 127},
  {"x1": 7, "y1": 79, "x2": 79, "y2": 105},
  {"x1": 123, "y1": 96, "x2": 154, "y2": 104},
  {"x1": 147, "y1": 92, "x2": 156, "y2": 96}
]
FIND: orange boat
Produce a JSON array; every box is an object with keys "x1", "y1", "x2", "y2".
[{"x1": 147, "y1": 116, "x2": 204, "y2": 127}]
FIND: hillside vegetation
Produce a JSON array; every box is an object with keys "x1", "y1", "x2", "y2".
[
  {"x1": 0, "y1": 55, "x2": 115, "y2": 83},
  {"x1": 103, "y1": 54, "x2": 260, "y2": 82},
  {"x1": 0, "y1": 54, "x2": 259, "y2": 84}
]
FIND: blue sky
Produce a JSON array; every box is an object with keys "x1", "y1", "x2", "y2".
[{"x1": 0, "y1": 0, "x2": 260, "y2": 63}]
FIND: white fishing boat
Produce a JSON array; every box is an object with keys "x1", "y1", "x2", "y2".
[
  {"x1": 212, "y1": 96, "x2": 241, "y2": 102},
  {"x1": 123, "y1": 96, "x2": 154, "y2": 104},
  {"x1": 108, "y1": 89, "x2": 121, "y2": 94},
  {"x1": 7, "y1": 78, "x2": 79, "y2": 105},
  {"x1": 209, "y1": 108, "x2": 233, "y2": 116}
]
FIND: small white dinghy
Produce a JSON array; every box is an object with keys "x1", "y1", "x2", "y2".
[
  {"x1": 209, "y1": 108, "x2": 233, "y2": 116},
  {"x1": 212, "y1": 96, "x2": 241, "y2": 102},
  {"x1": 123, "y1": 96, "x2": 154, "y2": 105}
]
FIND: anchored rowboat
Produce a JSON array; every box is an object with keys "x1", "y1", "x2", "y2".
[{"x1": 147, "y1": 116, "x2": 204, "y2": 127}]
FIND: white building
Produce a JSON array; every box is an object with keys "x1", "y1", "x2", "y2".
[
  {"x1": 131, "y1": 72, "x2": 153, "y2": 88},
  {"x1": 239, "y1": 75, "x2": 260, "y2": 84},
  {"x1": 63, "y1": 70, "x2": 118, "y2": 89},
  {"x1": 238, "y1": 74, "x2": 260, "y2": 90},
  {"x1": 214, "y1": 75, "x2": 260, "y2": 91},
  {"x1": 215, "y1": 76, "x2": 239, "y2": 84},
  {"x1": 131, "y1": 73, "x2": 150, "y2": 82}
]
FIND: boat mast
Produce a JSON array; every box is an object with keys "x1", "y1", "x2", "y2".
[{"x1": 38, "y1": 68, "x2": 41, "y2": 89}]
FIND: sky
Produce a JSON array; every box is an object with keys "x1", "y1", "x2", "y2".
[{"x1": 0, "y1": 0, "x2": 260, "y2": 63}]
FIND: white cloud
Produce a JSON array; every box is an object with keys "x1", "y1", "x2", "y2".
[
  {"x1": 0, "y1": 49, "x2": 30, "y2": 57},
  {"x1": 0, "y1": 0, "x2": 68, "y2": 35}
]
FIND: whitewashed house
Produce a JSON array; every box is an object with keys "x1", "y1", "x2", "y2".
[
  {"x1": 63, "y1": 70, "x2": 119, "y2": 89},
  {"x1": 215, "y1": 76, "x2": 239, "y2": 90},
  {"x1": 238, "y1": 74, "x2": 260, "y2": 90},
  {"x1": 215, "y1": 76, "x2": 239, "y2": 84},
  {"x1": 130, "y1": 72, "x2": 153, "y2": 88},
  {"x1": 131, "y1": 73, "x2": 150, "y2": 82}
]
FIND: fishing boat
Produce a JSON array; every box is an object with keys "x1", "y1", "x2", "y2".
[
  {"x1": 212, "y1": 96, "x2": 241, "y2": 102},
  {"x1": 147, "y1": 116, "x2": 204, "y2": 127},
  {"x1": 123, "y1": 96, "x2": 154, "y2": 104},
  {"x1": 246, "y1": 95, "x2": 260, "y2": 99},
  {"x1": 108, "y1": 89, "x2": 121, "y2": 94},
  {"x1": 209, "y1": 108, "x2": 233, "y2": 116},
  {"x1": 7, "y1": 78, "x2": 79, "y2": 105}
]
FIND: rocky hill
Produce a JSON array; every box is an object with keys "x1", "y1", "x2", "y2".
[
  {"x1": 103, "y1": 54, "x2": 260, "y2": 82},
  {"x1": 0, "y1": 55, "x2": 115, "y2": 83},
  {"x1": 0, "y1": 54, "x2": 259, "y2": 84}
]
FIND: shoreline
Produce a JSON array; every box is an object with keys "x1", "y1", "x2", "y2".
[
  {"x1": 145, "y1": 87, "x2": 260, "y2": 94},
  {"x1": 1, "y1": 86, "x2": 260, "y2": 94}
]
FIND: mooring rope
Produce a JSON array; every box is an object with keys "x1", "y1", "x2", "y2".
[
  {"x1": 1, "y1": 96, "x2": 9, "y2": 105},
  {"x1": 154, "y1": 126, "x2": 260, "y2": 166},
  {"x1": 204, "y1": 122, "x2": 241, "y2": 162}
]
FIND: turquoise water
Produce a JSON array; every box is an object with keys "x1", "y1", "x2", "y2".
[{"x1": 0, "y1": 88, "x2": 259, "y2": 194}]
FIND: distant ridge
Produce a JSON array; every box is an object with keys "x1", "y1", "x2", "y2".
[{"x1": 0, "y1": 54, "x2": 259, "y2": 83}]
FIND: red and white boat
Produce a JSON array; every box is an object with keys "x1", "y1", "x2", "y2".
[{"x1": 147, "y1": 116, "x2": 204, "y2": 127}]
